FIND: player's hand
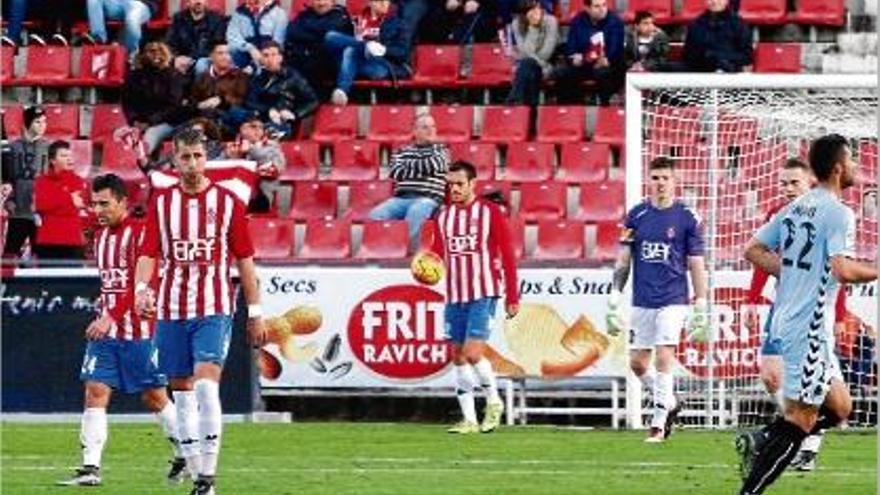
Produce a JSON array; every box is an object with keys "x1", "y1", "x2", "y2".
[
  {"x1": 605, "y1": 290, "x2": 625, "y2": 336},
  {"x1": 506, "y1": 302, "x2": 519, "y2": 319},
  {"x1": 687, "y1": 297, "x2": 709, "y2": 343},
  {"x1": 247, "y1": 316, "x2": 267, "y2": 347},
  {"x1": 85, "y1": 315, "x2": 113, "y2": 341},
  {"x1": 135, "y1": 287, "x2": 156, "y2": 320}
]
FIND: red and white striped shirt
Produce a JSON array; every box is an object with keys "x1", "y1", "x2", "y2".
[
  {"x1": 141, "y1": 183, "x2": 254, "y2": 321},
  {"x1": 431, "y1": 198, "x2": 519, "y2": 305},
  {"x1": 95, "y1": 217, "x2": 152, "y2": 340}
]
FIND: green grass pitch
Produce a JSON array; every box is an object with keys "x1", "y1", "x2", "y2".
[{"x1": 2, "y1": 422, "x2": 875, "y2": 494}]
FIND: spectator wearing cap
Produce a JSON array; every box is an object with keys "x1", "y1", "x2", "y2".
[
  {"x1": 166, "y1": 0, "x2": 228, "y2": 77},
  {"x1": 2, "y1": 106, "x2": 49, "y2": 259},
  {"x1": 284, "y1": 0, "x2": 354, "y2": 99},
  {"x1": 32, "y1": 140, "x2": 90, "y2": 261},
  {"x1": 244, "y1": 41, "x2": 318, "y2": 139},
  {"x1": 227, "y1": 0, "x2": 288, "y2": 69},
  {"x1": 86, "y1": 0, "x2": 157, "y2": 54},
  {"x1": 122, "y1": 40, "x2": 189, "y2": 155},
  {"x1": 624, "y1": 11, "x2": 669, "y2": 72},
  {"x1": 223, "y1": 115, "x2": 288, "y2": 214},
  {"x1": 683, "y1": 0, "x2": 752, "y2": 73},
  {"x1": 191, "y1": 41, "x2": 251, "y2": 138},
  {"x1": 505, "y1": 0, "x2": 559, "y2": 107}
]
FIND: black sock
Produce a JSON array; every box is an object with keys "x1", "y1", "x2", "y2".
[
  {"x1": 740, "y1": 418, "x2": 808, "y2": 495},
  {"x1": 809, "y1": 405, "x2": 841, "y2": 435}
]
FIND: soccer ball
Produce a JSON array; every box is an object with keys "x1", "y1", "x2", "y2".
[{"x1": 410, "y1": 251, "x2": 445, "y2": 286}]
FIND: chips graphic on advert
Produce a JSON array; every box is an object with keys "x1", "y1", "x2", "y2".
[
  {"x1": 283, "y1": 305, "x2": 323, "y2": 335},
  {"x1": 484, "y1": 343, "x2": 526, "y2": 377},
  {"x1": 265, "y1": 316, "x2": 293, "y2": 345},
  {"x1": 260, "y1": 305, "x2": 324, "y2": 374},
  {"x1": 280, "y1": 338, "x2": 319, "y2": 363}
]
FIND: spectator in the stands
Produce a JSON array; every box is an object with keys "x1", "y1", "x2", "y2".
[
  {"x1": 191, "y1": 41, "x2": 250, "y2": 138},
  {"x1": 223, "y1": 113, "x2": 288, "y2": 214},
  {"x1": 227, "y1": 0, "x2": 288, "y2": 69},
  {"x1": 86, "y1": 0, "x2": 157, "y2": 55},
  {"x1": 121, "y1": 40, "x2": 188, "y2": 155},
  {"x1": 552, "y1": 0, "x2": 624, "y2": 106},
  {"x1": 624, "y1": 10, "x2": 669, "y2": 72},
  {"x1": 429, "y1": 0, "x2": 498, "y2": 43},
  {"x1": 166, "y1": 0, "x2": 228, "y2": 77},
  {"x1": 284, "y1": 0, "x2": 354, "y2": 99},
  {"x1": 2, "y1": 0, "x2": 81, "y2": 47},
  {"x1": 325, "y1": 0, "x2": 412, "y2": 106},
  {"x1": 245, "y1": 41, "x2": 319, "y2": 139},
  {"x1": 683, "y1": 0, "x2": 752, "y2": 73},
  {"x1": 505, "y1": 0, "x2": 559, "y2": 107},
  {"x1": 32, "y1": 140, "x2": 89, "y2": 261},
  {"x1": 370, "y1": 113, "x2": 449, "y2": 247},
  {"x1": 2, "y1": 107, "x2": 49, "y2": 260}
]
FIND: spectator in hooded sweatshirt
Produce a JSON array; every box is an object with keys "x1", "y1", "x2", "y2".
[
  {"x1": 684, "y1": 0, "x2": 752, "y2": 73},
  {"x1": 505, "y1": 0, "x2": 559, "y2": 107},
  {"x1": 227, "y1": 0, "x2": 288, "y2": 69},
  {"x1": 284, "y1": 0, "x2": 354, "y2": 99},
  {"x1": 552, "y1": 0, "x2": 624, "y2": 105},
  {"x1": 166, "y1": 0, "x2": 228, "y2": 77},
  {"x1": 86, "y1": 0, "x2": 157, "y2": 54},
  {"x1": 2, "y1": 106, "x2": 49, "y2": 259},
  {"x1": 33, "y1": 140, "x2": 90, "y2": 261}
]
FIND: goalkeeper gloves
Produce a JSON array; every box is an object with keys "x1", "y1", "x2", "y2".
[
  {"x1": 687, "y1": 297, "x2": 709, "y2": 343},
  {"x1": 606, "y1": 289, "x2": 625, "y2": 337}
]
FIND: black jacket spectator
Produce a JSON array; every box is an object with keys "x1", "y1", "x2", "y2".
[
  {"x1": 684, "y1": 7, "x2": 752, "y2": 72},
  {"x1": 285, "y1": 5, "x2": 353, "y2": 68},
  {"x1": 246, "y1": 66, "x2": 319, "y2": 122},
  {"x1": 374, "y1": 13, "x2": 412, "y2": 73},
  {"x1": 166, "y1": 8, "x2": 228, "y2": 61},
  {"x1": 122, "y1": 60, "x2": 188, "y2": 126}
]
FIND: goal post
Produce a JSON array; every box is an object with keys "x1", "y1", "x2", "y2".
[{"x1": 624, "y1": 73, "x2": 879, "y2": 430}]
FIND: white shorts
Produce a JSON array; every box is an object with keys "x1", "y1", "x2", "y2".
[{"x1": 629, "y1": 305, "x2": 689, "y2": 349}]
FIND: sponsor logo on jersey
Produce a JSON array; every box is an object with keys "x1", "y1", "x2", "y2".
[
  {"x1": 171, "y1": 238, "x2": 217, "y2": 263},
  {"x1": 641, "y1": 241, "x2": 671, "y2": 263},
  {"x1": 100, "y1": 267, "x2": 129, "y2": 292}
]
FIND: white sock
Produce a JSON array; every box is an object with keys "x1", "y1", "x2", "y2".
[
  {"x1": 472, "y1": 358, "x2": 500, "y2": 404},
  {"x1": 194, "y1": 379, "x2": 222, "y2": 477},
  {"x1": 638, "y1": 368, "x2": 656, "y2": 402},
  {"x1": 651, "y1": 372, "x2": 676, "y2": 429},
  {"x1": 80, "y1": 407, "x2": 107, "y2": 468},
  {"x1": 801, "y1": 433, "x2": 824, "y2": 453},
  {"x1": 173, "y1": 390, "x2": 202, "y2": 480},
  {"x1": 455, "y1": 364, "x2": 477, "y2": 424},
  {"x1": 155, "y1": 401, "x2": 183, "y2": 458}
]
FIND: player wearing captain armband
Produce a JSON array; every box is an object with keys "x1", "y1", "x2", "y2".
[{"x1": 606, "y1": 156, "x2": 708, "y2": 443}]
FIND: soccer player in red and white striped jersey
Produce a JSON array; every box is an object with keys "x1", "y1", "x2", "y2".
[
  {"x1": 429, "y1": 161, "x2": 519, "y2": 434},
  {"x1": 58, "y1": 174, "x2": 184, "y2": 487},
  {"x1": 134, "y1": 129, "x2": 266, "y2": 495}
]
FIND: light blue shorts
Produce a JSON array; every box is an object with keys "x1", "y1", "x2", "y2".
[
  {"x1": 780, "y1": 329, "x2": 843, "y2": 406},
  {"x1": 80, "y1": 338, "x2": 167, "y2": 394},
  {"x1": 155, "y1": 315, "x2": 233, "y2": 378},
  {"x1": 444, "y1": 298, "x2": 499, "y2": 346}
]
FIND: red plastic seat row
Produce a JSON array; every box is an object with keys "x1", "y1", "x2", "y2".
[
  {"x1": 2, "y1": 103, "x2": 79, "y2": 138},
  {"x1": 247, "y1": 217, "x2": 411, "y2": 260},
  {"x1": 2, "y1": 45, "x2": 127, "y2": 87}
]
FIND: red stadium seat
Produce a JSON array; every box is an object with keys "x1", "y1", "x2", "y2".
[
  {"x1": 557, "y1": 142, "x2": 610, "y2": 183},
  {"x1": 299, "y1": 219, "x2": 351, "y2": 259},
  {"x1": 754, "y1": 43, "x2": 802, "y2": 73},
  {"x1": 792, "y1": 0, "x2": 845, "y2": 26},
  {"x1": 289, "y1": 180, "x2": 338, "y2": 220},
  {"x1": 1, "y1": 46, "x2": 15, "y2": 83},
  {"x1": 503, "y1": 142, "x2": 554, "y2": 182},
  {"x1": 342, "y1": 180, "x2": 394, "y2": 221},
  {"x1": 346, "y1": 0, "x2": 371, "y2": 16},
  {"x1": 448, "y1": 142, "x2": 496, "y2": 179},
  {"x1": 291, "y1": 0, "x2": 310, "y2": 15},
  {"x1": 330, "y1": 140, "x2": 380, "y2": 181},
  {"x1": 624, "y1": 0, "x2": 672, "y2": 23},
  {"x1": 475, "y1": 180, "x2": 512, "y2": 202},
  {"x1": 357, "y1": 220, "x2": 409, "y2": 259},
  {"x1": 310, "y1": 105, "x2": 359, "y2": 144},
  {"x1": 2, "y1": 105, "x2": 24, "y2": 138},
  {"x1": 739, "y1": 0, "x2": 787, "y2": 25},
  {"x1": 70, "y1": 140, "x2": 94, "y2": 178},
  {"x1": 519, "y1": 181, "x2": 566, "y2": 221},
  {"x1": 249, "y1": 217, "x2": 295, "y2": 259},
  {"x1": 279, "y1": 141, "x2": 320, "y2": 181},
  {"x1": 508, "y1": 216, "x2": 526, "y2": 259},
  {"x1": 74, "y1": 45, "x2": 127, "y2": 86},
  {"x1": 44, "y1": 104, "x2": 80, "y2": 138},
  {"x1": 411, "y1": 45, "x2": 461, "y2": 87},
  {"x1": 20, "y1": 46, "x2": 72, "y2": 84},
  {"x1": 430, "y1": 105, "x2": 473, "y2": 143},
  {"x1": 100, "y1": 140, "x2": 142, "y2": 181},
  {"x1": 90, "y1": 104, "x2": 127, "y2": 143},
  {"x1": 572, "y1": 180, "x2": 625, "y2": 222},
  {"x1": 674, "y1": 0, "x2": 707, "y2": 23},
  {"x1": 367, "y1": 105, "x2": 415, "y2": 145},
  {"x1": 534, "y1": 220, "x2": 584, "y2": 260},
  {"x1": 201, "y1": 0, "x2": 229, "y2": 14},
  {"x1": 481, "y1": 106, "x2": 530, "y2": 144},
  {"x1": 591, "y1": 221, "x2": 621, "y2": 262},
  {"x1": 592, "y1": 106, "x2": 625, "y2": 147},
  {"x1": 858, "y1": 140, "x2": 877, "y2": 184},
  {"x1": 462, "y1": 44, "x2": 513, "y2": 87},
  {"x1": 536, "y1": 106, "x2": 586, "y2": 144}
]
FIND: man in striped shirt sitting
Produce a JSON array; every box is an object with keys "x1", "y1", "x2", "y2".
[{"x1": 370, "y1": 113, "x2": 450, "y2": 248}]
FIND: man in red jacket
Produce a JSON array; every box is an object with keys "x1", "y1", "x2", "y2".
[{"x1": 33, "y1": 140, "x2": 90, "y2": 261}]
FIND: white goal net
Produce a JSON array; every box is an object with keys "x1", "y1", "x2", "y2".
[{"x1": 625, "y1": 74, "x2": 878, "y2": 429}]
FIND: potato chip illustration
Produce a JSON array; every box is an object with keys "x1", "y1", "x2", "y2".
[
  {"x1": 265, "y1": 316, "x2": 293, "y2": 345},
  {"x1": 283, "y1": 306, "x2": 323, "y2": 335},
  {"x1": 280, "y1": 338, "x2": 319, "y2": 363},
  {"x1": 484, "y1": 344, "x2": 526, "y2": 377}
]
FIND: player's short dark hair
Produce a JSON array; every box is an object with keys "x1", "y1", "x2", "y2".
[
  {"x1": 809, "y1": 134, "x2": 850, "y2": 182},
  {"x1": 260, "y1": 40, "x2": 282, "y2": 52},
  {"x1": 48, "y1": 140, "x2": 69, "y2": 161},
  {"x1": 92, "y1": 173, "x2": 128, "y2": 200},
  {"x1": 634, "y1": 10, "x2": 653, "y2": 23},
  {"x1": 649, "y1": 156, "x2": 675, "y2": 171},
  {"x1": 449, "y1": 160, "x2": 477, "y2": 180},
  {"x1": 784, "y1": 157, "x2": 809, "y2": 171},
  {"x1": 173, "y1": 127, "x2": 208, "y2": 151}
]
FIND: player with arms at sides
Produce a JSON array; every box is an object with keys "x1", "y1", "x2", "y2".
[
  {"x1": 606, "y1": 156, "x2": 709, "y2": 443},
  {"x1": 134, "y1": 129, "x2": 266, "y2": 495},
  {"x1": 737, "y1": 158, "x2": 848, "y2": 474},
  {"x1": 58, "y1": 173, "x2": 185, "y2": 487},
  {"x1": 428, "y1": 160, "x2": 519, "y2": 434},
  {"x1": 738, "y1": 134, "x2": 877, "y2": 495}
]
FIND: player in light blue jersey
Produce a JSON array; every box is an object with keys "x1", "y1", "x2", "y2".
[
  {"x1": 606, "y1": 156, "x2": 709, "y2": 443},
  {"x1": 739, "y1": 134, "x2": 877, "y2": 495}
]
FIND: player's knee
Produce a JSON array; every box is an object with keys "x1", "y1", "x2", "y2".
[
  {"x1": 140, "y1": 389, "x2": 168, "y2": 412},
  {"x1": 629, "y1": 360, "x2": 649, "y2": 377},
  {"x1": 760, "y1": 372, "x2": 780, "y2": 394},
  {"x1": 169, "y1": 377, "x2": 193, "y2": 391},
  {"x1": 84, "y1": 383, "x2": 111, "y2": 407}
]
